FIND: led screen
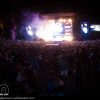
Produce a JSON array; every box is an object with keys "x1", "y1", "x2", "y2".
[
  {"x1": 90, "y1": 25, "x2": 100, "y2": 32},
  {"x1": 81, "y1": 22, "x2": 89, "y2": 34}
]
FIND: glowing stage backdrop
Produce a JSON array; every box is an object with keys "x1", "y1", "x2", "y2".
[{"x1": 24, "y1": 13, "x2": 74, "y2": 41}]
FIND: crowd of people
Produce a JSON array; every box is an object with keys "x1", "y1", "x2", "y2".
[{"x1": 0, "y1": 39, "x2": 100, "y2": 96}]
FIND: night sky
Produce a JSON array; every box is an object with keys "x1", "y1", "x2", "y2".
[{"x1": 0, "y1": 0, "x2": 100, "y2": 15}]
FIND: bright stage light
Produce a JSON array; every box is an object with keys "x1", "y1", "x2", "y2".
[
  {"x1": 53, "y1": 23, "x2": 63, "y2": 34},
  {"x1": 59, "y1": 19, "x2": 63, "y2": 22},
  {"x1": 36, "y1": 20, "x2": 63, "y2": 41},
  {"x1": 26, "y1": 26, "x2": 33, "y2": 36},
  {"x1": 50, "y1": 19, "x2": 55, "y2": 23},
  {"x1": 68, "y1": 19, "x2": 72, "y2": 23},
  {"x1": 52, "y1": 35, "x2": 74, "y2": 42},
  {"x1": 53, "y1": 36, "x2": 64, "y2": 41},
  {"x1": 35, "y1": 19, "x2": 73, "y2": 42},
  {"x1": 90, "y1": 25, "x2": 100, "y2": 32},
  {"x1": 81, "y1": 22, "x2": 89, "y2": 34},
  {"x1": 25, "y1": 17, "x2": 73, "y2": 42},
  {"x1": 64, "y1": 35, "x2": 74, "y2": 41},
  {"x1": 36, "y1": 27, "x2": 54, "y2": 42},
  {"x1": 59, "y1": 19, "x2": 66, "y2": 23},
  {"x1": 82, "y1": 27, "x2": 88, "y2": 33},
  {"x1": 27, "y1": 30, "x2": 33, "y2": 36}
]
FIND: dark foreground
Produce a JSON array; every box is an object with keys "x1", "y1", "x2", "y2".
[{"x1": 0, "y1": 39, "x2": 100, "y2": 96}]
